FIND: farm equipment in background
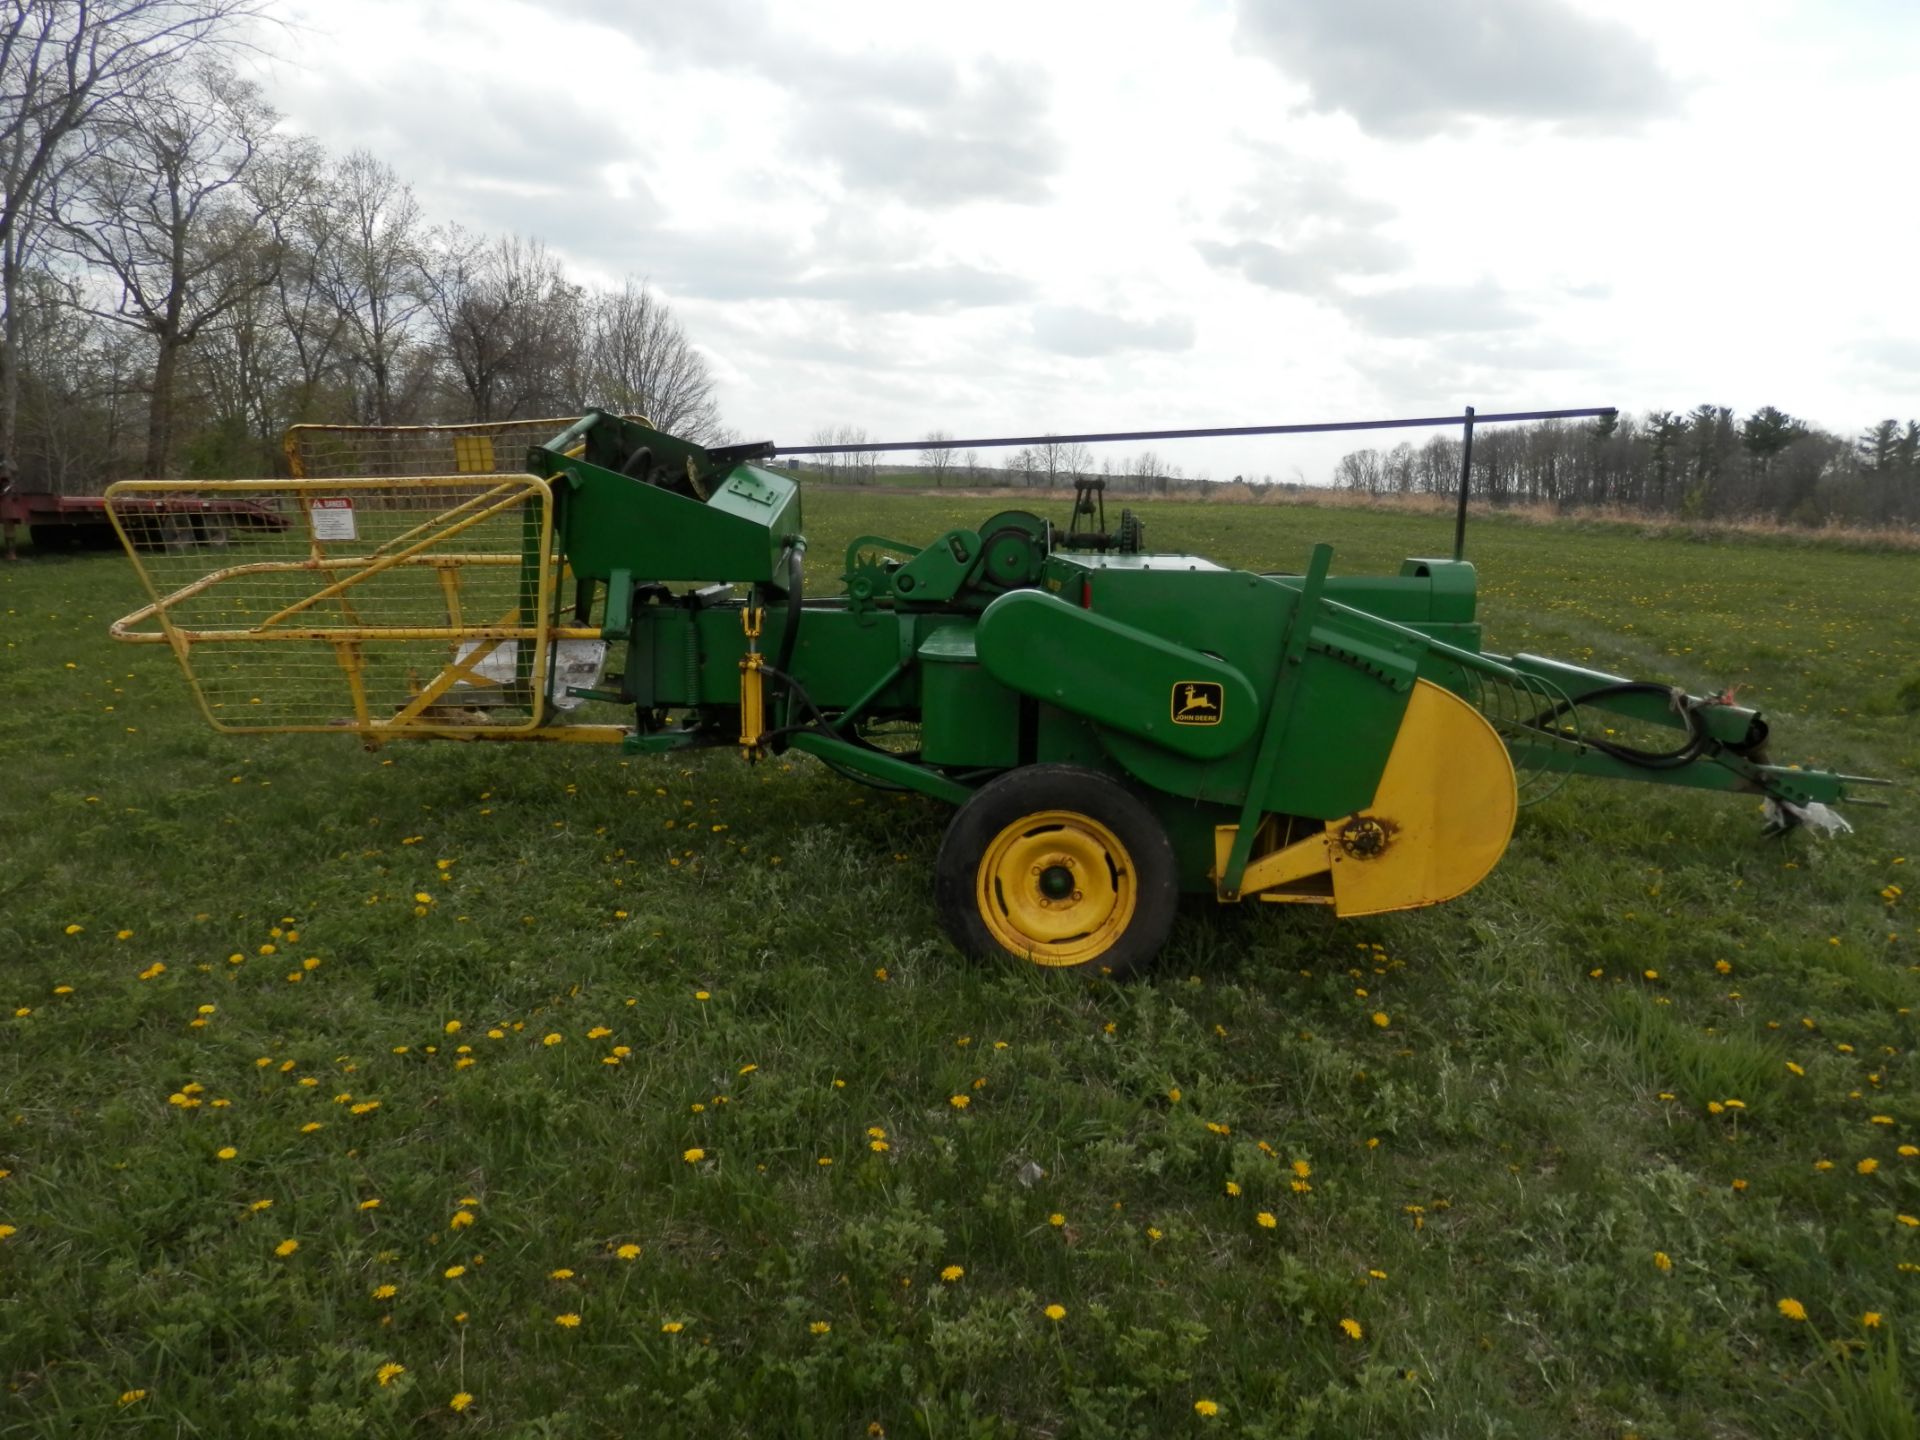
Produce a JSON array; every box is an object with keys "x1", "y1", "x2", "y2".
[
  {"x1": 105, "y1": 408, "x2": 1888, "y2": 974},
  {"x1": 2, "y1": 485, "x2": 287, "y2": 559}
]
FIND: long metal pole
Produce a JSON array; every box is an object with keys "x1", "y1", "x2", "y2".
[
  {"x1": 774, "y1": 405, "x2": 1614, "y2": 457},
  {"x1": 1453, "y1": 406, "x2": 1476, "y2": 562}
]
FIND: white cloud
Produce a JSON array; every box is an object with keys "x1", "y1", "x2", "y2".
[
  {"x1": 1233, "y1": 0, "x2": 1680, "y2": 137},
  {"x1": 252, "y1": 0, "x2": 1920, "y2": 481}
]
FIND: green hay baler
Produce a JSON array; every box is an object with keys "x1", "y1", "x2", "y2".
[{"x1": 106, "y1": 408, "x2": 1885, "y2": 974}]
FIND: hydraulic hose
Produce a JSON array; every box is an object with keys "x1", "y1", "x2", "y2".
[
  {"x1": 1529, "y1": 681, "x2": 1710, "y2": 771},
  {"x1": 775, "y1": 542, "x2": 804, "y2": 678}
]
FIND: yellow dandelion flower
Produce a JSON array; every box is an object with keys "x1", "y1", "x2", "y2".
[
  {"x1": 1786, "y1": 1062, "x2": 1806, "y2": 1076},
  {"x1": 542, "y1": 1033, "x2": 562, "y2": 1047},
  {"x1": 1863, "y1": 1311, "x2": 1883, "y2": 1328},
  {"x1": 215, "y1": 1147, "x2": 237, "y2": 1162},
  {"x1": 1194, "y1": 1399, "x2": 1220, "y2": 1417},
  {"x1": 1048, "y1": 1213, "x2": 1065, "y2": 1227},
  {"x1": 372, "y1": 1284, "x2": 397, "y2": 1300},
  {"x1": 870, "y1": 1139, "x2": 889, "y2": 1152},
  {"x1": 555, "y1": 1312, "x2": 581, "y2": 1328},
  {"x1": 1371, "y1": 1012, "x2": 1389, "y2": 1028},
  {"x1": 1653, "y1": 1251, "x2": 1672, "y2": 1272},
  {"x1": 809, "y1": 1320, "x2": 831, "y2": 1335},
  {"x1": 450, "y1": 1392, "x2": 474, "y2": 1412},
  {"x1": 949, "y1": 1095, "x2": 970, "y2": 1110},
  {"x1": 118, "y1": 1389, "x2": 147, "y2": 1406},
  {"x1": 1339, "y1": 1318, "x2": 1363, "y2": 1340},
  {"x1": 1044, "y1": 1304, "x2": 1066, "y2": 1322},
  {"x1": 661, "y1": 1320, "x2": 684, "y2": 1333},
  {"x1": 1897, "y1": 1215, "x2": 1920, "y2": 1227},
  {"x1": 450, "y1": 1210, "x2": 475, "y2": 1229},
  {"x1": 248, "y1": 1199, "x2": 273, "y2": 1212},
  {"x1": 549, "y1": 1268, "x2": 575, "y2": 1280},
  {"x1": 64, "y1": 924, "x2": 83, "y2": 936},
  {"x1": 683, "y1": 1147, "x2": 705, "y2": 1164},
  {"x1": 616, "y1": 1243, "x2": 641, "y2": 1261},
  {"x1": 0, "y1": 1224, "x2": 18, "y2": 1240},
  {"x1": 1225, "y1": 1181, "x2": 1242, "y2": 1196},
  {"x1": 941, "y1": 1265, "x2": 964, "y2": 1282},
  {"x1": 274, "y1": 1239, "x2": 299, "y2": 1257},
  {"x1": 1256, "y1": 1212, "x2": 1277, "y2": 1229},
  {"x1": 375, "y1": 1363, "x2": 405, "y2": 1387},
  {"x1": 1778, "y1": 1298, "x2": 1808, "y2": 1322},
  {"x1": 444, "y1": 1265, "x2": 466, "y2": 1279},
  {"x1": 359, "y1": 1198, "x2": 381, "y2": 1211},
  {"x1": 1859, "y1": 1158, "x2": 1880, "y2": 1175},
  {"x1": 1292, "y1": 1160, "x2": 1312, "y2": 1179}
]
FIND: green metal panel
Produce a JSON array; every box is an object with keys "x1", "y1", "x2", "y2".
[
  {"x1": 975, "y1": 590, "x2": 1259, "y2": 759},
  {"x1": 550, "y1": 457, "x2": 800, "y2": 585},
  {"x1": 918, "y1": 627, "x2": 1020, "y2": 769},
  {"x1": 892, "y1": 529, "x2": 982, "y2": 604}
]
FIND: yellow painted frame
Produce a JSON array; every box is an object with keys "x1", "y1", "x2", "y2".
[{"x1": 101, "y1": 473, "x2": 629, "y2": 744}]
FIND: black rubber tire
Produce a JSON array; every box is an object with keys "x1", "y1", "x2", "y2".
[{"x1": 934, "y1": 764, "x2": 1179, "y2": 978}]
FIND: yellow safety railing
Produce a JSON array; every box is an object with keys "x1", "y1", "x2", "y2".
[
  {"x1": 104, "y1": 473, "x2": 625, "y2": 746},
  {"x1": 282, "y1": 415, "x2": 648, "y2": 481}
]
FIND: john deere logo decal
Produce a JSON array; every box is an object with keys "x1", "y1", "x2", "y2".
[{"x1": 1172, "y1": 681, "x2": 1223, "y2": 725}]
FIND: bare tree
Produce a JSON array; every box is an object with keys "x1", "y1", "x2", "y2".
[
  {"x1": 586, "y1": 279, "x2": 718, "y2": 440},
  {"x1": 1035, "y1": 434, "x2": 1065, "y2": 489},
  {"x1": 919, "y1": 428, "x2": 953, "y2": 486},
  {"x1": 258, "y1": 135, "x2": 349, "y2": 426},
  {"x1": 422, "y1": 229, "x2": 587, "y2": 422},
  {"x1": 1006, "y1": 446, "x2": 1034, "y2": 487},
  {"x1": 1, "y1": 0, "x2": 262, "y2": 480},
  {"x1": 1059, "y1": 440, "x2": 1092, "y2": 485},
  {"x1": 844, "y1": 424, "x2": 875, "y2": 483},
  {"x1": 312, "y1": 150, "x2": 428, "y2": 424},
  {"x1": 50, "y1": 62, "x2": 282, "y2": 475},
  {"x1": 806, "y1": 423, "x2": 842, "y2": 482}
]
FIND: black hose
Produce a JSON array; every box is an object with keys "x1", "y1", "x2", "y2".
[
  {"x1": 1528, "y1": 681, "x2": 1710, "y2": 770},
  {"x1": 774, "y1": 544, "x2": 803, "y2": 677}
]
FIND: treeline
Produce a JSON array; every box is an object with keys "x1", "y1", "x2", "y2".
[
  {"x1": 1332, "y1": 408, "x2": 1920, "y2": 527},
  {"x1": 2, "y1": 3, "x2": 721, "y2": 495}
]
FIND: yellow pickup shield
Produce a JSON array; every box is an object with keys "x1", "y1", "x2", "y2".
[{"x1": 1214, "y1": 679, "x2": 1518, "y2": 915}]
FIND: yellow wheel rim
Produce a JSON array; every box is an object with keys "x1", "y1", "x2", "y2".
[{"x1": 976, "y1": 809, "x2": 1136, "y2": 967}]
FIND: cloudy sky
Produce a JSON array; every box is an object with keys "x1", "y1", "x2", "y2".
[{"x1": 254, "y1": 0, "x2": 1916, "y2": 482}]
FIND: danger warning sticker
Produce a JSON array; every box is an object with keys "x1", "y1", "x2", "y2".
[{"x1": 310, "y1": 497, "x2": 356, "y2": 542}]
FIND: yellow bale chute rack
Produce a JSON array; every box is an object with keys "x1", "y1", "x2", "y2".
[{"x1": 105, "y1": 418, "x2": 626, "y2": 746}]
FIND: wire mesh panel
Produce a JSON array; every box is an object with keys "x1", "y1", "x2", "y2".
[
  {"x1": 106, "y1": 475, "x2": 565, "y2": 737},
  {"x1": 1459, "y1": 666, "x2": 1581, "y2": 804},
  {"x1": 284, "y1": 417, "x2": 627, "y2": 480}
]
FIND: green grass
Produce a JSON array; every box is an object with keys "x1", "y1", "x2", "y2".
[{"x1": 2, "y1": 495, "x2": 1917, "y2": 1437}]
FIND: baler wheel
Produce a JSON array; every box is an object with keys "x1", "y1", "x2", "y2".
[{"x1": 936, "y1": 766, "x2": 1178, "y2": 977}]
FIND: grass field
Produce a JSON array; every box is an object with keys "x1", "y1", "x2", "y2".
[{"x1": 3, "y1": 493, "x2": 1917, "y2": 1438}]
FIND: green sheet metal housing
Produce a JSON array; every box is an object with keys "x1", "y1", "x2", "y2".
[{"x1": 529, "y1": 413, "x2": 1874, "y2": 893}]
